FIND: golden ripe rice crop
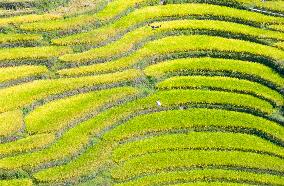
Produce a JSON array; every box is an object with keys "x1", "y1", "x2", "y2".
[{"x1": 0, "y1": 0, "x2": 283, "y2": 185}]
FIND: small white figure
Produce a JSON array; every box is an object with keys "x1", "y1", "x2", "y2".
[
  {"x1": 156, "y1": 100, "x2": 162, "y2": 107},
  {"x1": 160, "y1": 0, "x2": 166, "y2": 5}
]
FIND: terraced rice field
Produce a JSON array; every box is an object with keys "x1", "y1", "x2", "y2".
[{"x1": 0, "y1": 0, "x2": 284, "y2": 185}]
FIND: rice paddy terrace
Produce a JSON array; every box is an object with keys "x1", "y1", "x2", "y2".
[{"x1": 0, "y1": 0, "x2": 284, "y2": 185}]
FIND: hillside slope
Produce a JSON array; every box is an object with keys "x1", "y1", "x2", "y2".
[{"x1": 0, "y1": 0, "x2": 283, "y2": 185}]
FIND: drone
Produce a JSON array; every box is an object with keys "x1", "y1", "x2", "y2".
[{"x1": 148, "y1": 24, "x2": 162, "y2": 30}]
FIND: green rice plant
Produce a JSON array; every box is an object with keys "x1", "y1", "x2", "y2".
[
  {"x1": 53, "y1": 3, "x2": 284, "y2": 45},
  {"x1": 140, "y1": 35, "x2": 284, "y2": 64},
  {"x1": 0, "y1": 33, "x2": 42, "y2": 44},
  {"x1": 0, "y1": 46, "x2": 72, "y2": 62},
  {"x1": 58, "y1": 35, "x2": 284, "y2": 75},
  {"x1": 113, "y1": 169, "x2": 284, "y2": 186},
  {"x1": 111, "y1": 150, "x2": 284, "y2": 180},
  {"x1": 143, "y1": 57, "x2": 284, "y2": 89},
  {"x1": 20, "y1": 94, "x2": 279, "y2": 179},
  {"x1": 112, "y1": 132, "x2": 284, "y2": 163},
  {"x1": 0, "y1": 127, "x2": 104, "y2": 173},
  {"x1": 0, "y1": 90, "x2": 273, "y2": 174},
  {"x1": 0, "y1": 87, "x2": 141, "y2": 173},
  {"x1": 0, "y1": 13, "x2": 61, "y2": 26},
  {"x1": 235, "y1": 0, "x2": 284, "y2": 13},
  {"x1": 274, "y1": 41, "x2": 284, "y2": 50},
  {"x1": 58, "y1": 19, "x2": 284, "y2": 63},
  {"x1": 156, "y1": 76, "x2": 283, "y2": 106},
  {"x1": 270, "y1": 24, "x2": 284, "y2": 32},
  {"x1": 0, "y1": 179, "x2": 32, "y2": 186},
  {"x1": 94, "y1": 0, "x2": 159, "y2": 22},
  {"x1": 29, "y1": 95, "x2": 279, "y2": 182},
  {"x1": 33, "y1": 91, "x2": 277, "y2": 182},
  {"x1": 20, "y1": 14, "x2": 98, "y2": 32},
  {"x1": 104, "y1": 109, "x2": 283, "y2": 143},
  {"x1": 0, "y1": 92, "x2": 276, "y2": 181},
  {"x1": 20, "y1": 0, "x2": 159, "y2": 31},
  {"x1": 0, "y1": 110, "x2": 23, "y2": 138},
  {"x1": 0, "y1": 69, "x2": 143, "y2": 113},
  {"x1": 168, "y1": 182, "x2": 267, "y2": 186},
  {"x1": 0, "y1": 65, "x2": 48, "y2": 83},
  {"x1": 25, "y1": 87, "x2": 140, "y2": 134},
  {"x1": 133, "y1": 89, "x2": 273, "y2": 114},
  {"x1": 32, "y1": 140, "x2": 113, "y2": 183},
  {"x1": 0, "y1": 134, "x2": 55, "y2": 157}
]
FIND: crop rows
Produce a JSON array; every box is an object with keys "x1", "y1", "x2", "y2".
[
  {"x1": 0, "y1": 69, "x2": 142, "y2": 113},
  {"x1": 0, "y1": 0, "x2": 283, "y2": 185},
  {"x1": 25, "y1": 86, "x2": 141, "y2": 134},
  {"x1": 58, "y1": 35, "x2": 284, "y2": 78},
  {"x1": 113, "y1": 169, "x2": 284, "y2": 186},
  {"x1": 19, "y1": 0, "x2": 161, "y2": 32},
  {"x1": 155, "y1": 76, "x2": 283, "y2": 106},
  {"x1": 111, "y1": 150, "x2": 284, "y2": 180},
  {"x1": 57, "y1": 19, "x2": 284, "y2": 63},
  {"x1": 59, "y1": 57, "x2": 284, "y2": 92},
  {"x1": 112, "y1": 132, "x2": 284, "y2": 162},
  {"x1": 52, "y1": 3, "x2": 284, "y2": 46},
  {"x1": 144, "y1": 57, "x2": 284, "y2": 88},
  {"x1": 104, "y1": 108, "x2": 284, "y2": 144},
  {"x1": 30, "y1": 97, "x2": 282, "y2": 183}
]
